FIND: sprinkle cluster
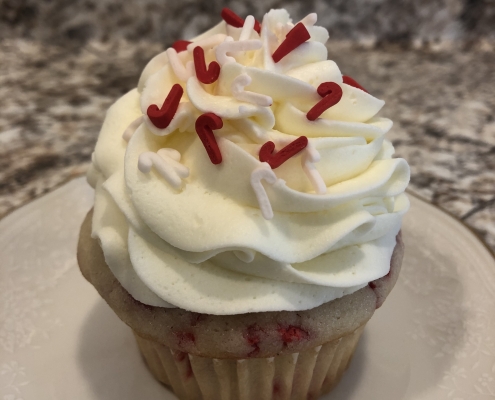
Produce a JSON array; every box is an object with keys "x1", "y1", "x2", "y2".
[{"x1": 130, "y1": 9, "x2": 369, "y2": 219}]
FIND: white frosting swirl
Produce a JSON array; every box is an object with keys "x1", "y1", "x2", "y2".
[{"x1": 87, "y1": 9, "x2": 410, "y2": 315}]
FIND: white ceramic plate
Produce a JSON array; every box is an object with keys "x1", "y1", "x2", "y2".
[{"x1": 1, "y1": 178, "x2": 494, "y2": 400}]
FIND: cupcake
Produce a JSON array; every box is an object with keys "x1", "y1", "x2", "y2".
[{"x1": 78, "y1": 7, "x2": 410, "y2": 400}]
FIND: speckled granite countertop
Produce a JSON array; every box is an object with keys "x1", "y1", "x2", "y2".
[{"x1": 0, "y1": 38, "x2": 494, "y2": 252}]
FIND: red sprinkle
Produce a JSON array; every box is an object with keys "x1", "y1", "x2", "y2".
[
  {"x1": 172, "y1": 40, "x2": 192, "y2": 53},
  {"x1": 259, "y1": 136, "x2": 308, "y2": 169},
  {"x1": 221, "y1": 8, "x2": 261, "y2": 34},
  {"x1": 272, "y1": 23, "x2": 311, "y2": 63},
  {"x1": 221, "y1": 8, "x2": 244, "y2": 27},
  {"x1": 193, "y1": 46, "x2": 221, "y2": 84},
  {"x1": 343, "y1": 75, "x2": 369, "y2": 93},
  {"x1": 147, "y1": 84, "x2": 183, "y2": 129},
  {"x1": 195, "y1": 113, "x2": 223, "y2": 164},
  {"x1": 306, "y1": 82, "x2": 343, "y2": 121}
]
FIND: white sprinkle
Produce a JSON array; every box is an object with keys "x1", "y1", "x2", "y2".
[
  {"x1": 239, "y1": 15, "x2": 256, "y2": 41},
  {"x1": 299, "y1": 13, "x2": 317, "y2": 26},
  {"x1": 122, "y1": 115, "x2": 144, "y2": 142},
  {"x1": 138, "y1": 149, "x2": 189, "y2": 189},
  {"x1": 231, "y1": 73, "x2": 272, "y2": 107},
  {"x1": 301, "y1": 142, "x2": 326, "y2": 194},
  {"x1": 250, "y1": 163, "x2": 277, "y2": 220},
  {"x1": 216, "y1": 38, "x2": 262, "y2": 66},
  {"x1": 166, "y1": 48, "x2": 194, "y2": 81},
  {"x1": 157, "y1": 148, "x2": 182, "y2": 162},
  {"x1": 187, "y1": 34, "x2": 227, "y2": 52}
]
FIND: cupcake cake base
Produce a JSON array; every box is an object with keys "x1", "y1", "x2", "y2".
[{"x1": 78, "y1": 210, "x2": 404, "y2": 399}]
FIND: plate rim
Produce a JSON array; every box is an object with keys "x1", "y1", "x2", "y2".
[{"x1": 405, "y1": 188, "x2": 495, "y2": 261}]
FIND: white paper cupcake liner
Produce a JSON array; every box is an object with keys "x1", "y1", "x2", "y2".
[{"x1": 134, "y1": 324, "x2": 365, "y2": 400}]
